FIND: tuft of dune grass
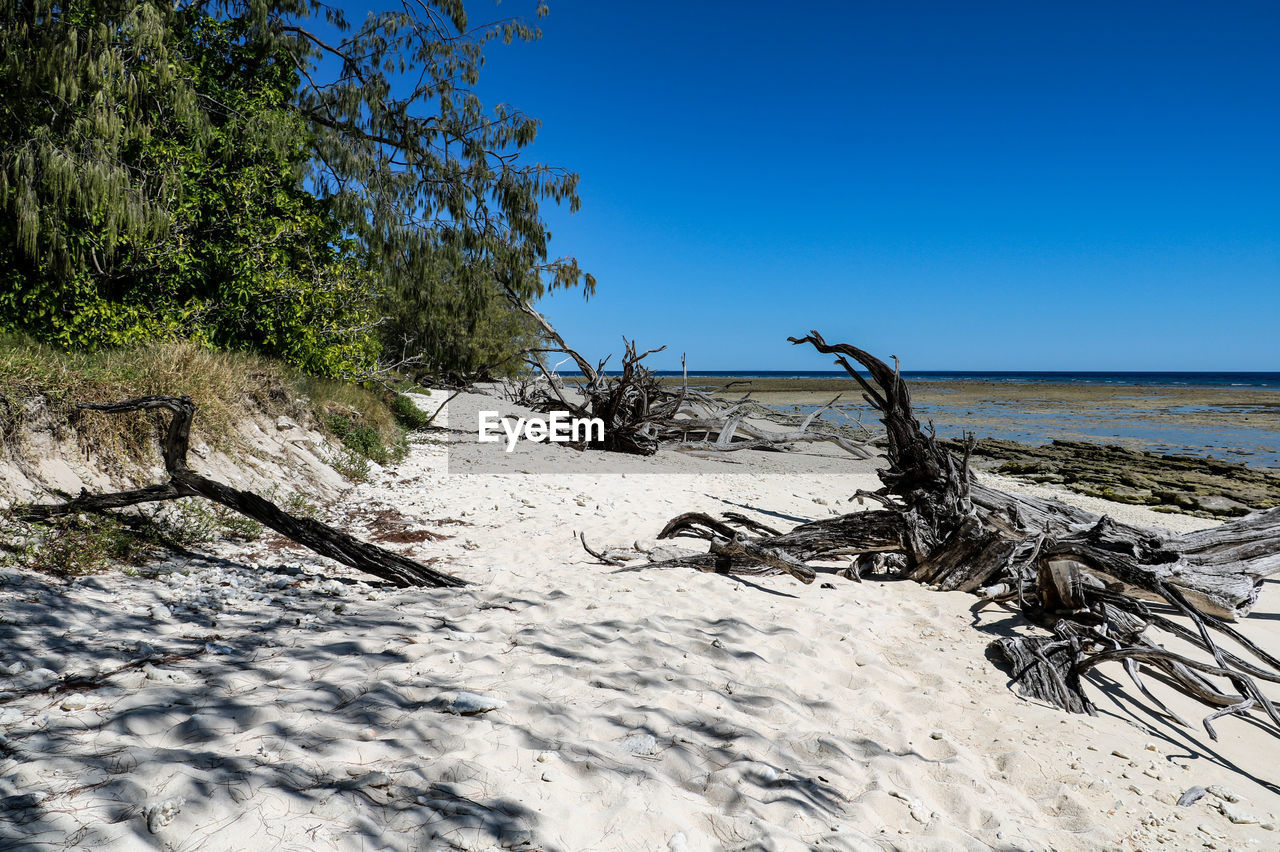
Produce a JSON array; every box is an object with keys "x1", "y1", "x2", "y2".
[
  {"x1": 0, "y1": 334, "x2": 403, "y2": 477},
  {"x1": 0, "y1": 336, "x2": 420, "y2": 578}
]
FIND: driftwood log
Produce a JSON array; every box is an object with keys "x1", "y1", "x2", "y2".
[
  {"x1": 507, "y1": 289, "x2": 871, "y2": 457},
  {"x1": 14, "y1": 396, "x2": 464, "y2": 588},
  {"x1": 640, "y1": 331, "x2": 1280, "y2": 737}
]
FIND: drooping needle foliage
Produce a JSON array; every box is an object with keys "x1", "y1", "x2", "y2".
[{"x1": 0, "y1": 0, "x2": 589, "y2": 377}]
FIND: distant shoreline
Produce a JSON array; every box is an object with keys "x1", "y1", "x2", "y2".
[
  {"x1": 623, "y1": 370, "x2": 1280, "y2": 389},
  {"x1": 556, "y1": 373, "x2": 1280, "y2": 508},
  {"x1": 645, "y1": 374, "x2": 1280, "y2": 410},
  {"x1": 643, "y1": 375, "x2": 1280, "y2": 509}
]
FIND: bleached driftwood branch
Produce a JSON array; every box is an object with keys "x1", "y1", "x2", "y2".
[
  {"x1": 637, "y1": 331, "x2": 1280, "y2": 738},
  {"x1": 15, "y1": 396, "x2": 465, "y2": 588}
]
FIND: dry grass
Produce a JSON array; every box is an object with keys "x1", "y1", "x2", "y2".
[
  {"x1": 0, "y1": 336, "x2": 416, "y2": 578},
  {"x1": 0, "y1": 334, "x2": 301, "y2": 467},
  {"x1": 297, "y1": 374, "x2": 400, "y2": 444},
  {"x1": 0, "y1": 334, "x2": 403, "y2": 477}
]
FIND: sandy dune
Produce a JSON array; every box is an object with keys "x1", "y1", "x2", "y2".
[{"x1": 2, "y1": 389, "x2": 1278, "y2": 851}]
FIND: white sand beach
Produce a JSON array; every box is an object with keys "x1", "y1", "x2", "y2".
[{"x1": 3, "y1": 388, "x2": 1279, "y2": 851}]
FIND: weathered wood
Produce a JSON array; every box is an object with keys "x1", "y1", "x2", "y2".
[
  {"x1": 14, "y1": 396, "x2": 465, "y2": 588},
  {"x1": 579, "y1": 532, "x2": 627, "y2": 566},
  {"x1": 507, "y1": 290, "x2": 871, "y2": 457},
  {"x1": 639, "y1": 331, "x2": 1280, "y2": 738},
  {"x1": 17, "y1": 482, "x2": 192, "y2": 519},
  {"x1": 708, "y1": 535, "x2": 816, "y2": 584},
  {"x1": 667, "y1": 395, "x2": 872, "y2": 458},
  {"x1": 990, "y1": 634, "x2": 1096, "y2": 715},
  {"x1": 530, "y1": 339, "x2": 667, "y2": 455},
  {"x1": 651, "y1": 509, "x2": 904, "y2": 574},
  {"x1": 1027, "y1": 509, "x2": 1280, "y2": 620}
]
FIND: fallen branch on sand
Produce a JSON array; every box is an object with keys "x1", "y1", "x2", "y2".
[
  {"x1": 506, "y1": 289, "x2": 871, "y2": 457},
  {"x1": 13, "y1": 396, "x2": 465, "y2": 588},
  {"x1": 632, "y1": 331, "x2": 1280, "y2": 738}
]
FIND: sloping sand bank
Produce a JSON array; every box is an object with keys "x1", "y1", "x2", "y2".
[{"x1": 2, "y1": 389, "x2": 1278, "y2": 851}]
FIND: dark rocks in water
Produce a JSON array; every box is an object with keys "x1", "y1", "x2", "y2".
[{"x1": 947, "y1": 438, "x2": 1280, "y2": 519}]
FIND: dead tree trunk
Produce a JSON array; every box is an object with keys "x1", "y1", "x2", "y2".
[
  {"x1": 505, "y1": 288, "x2": 871, "y2": 457},
  {"x1": 643, "y1": 331, "x2": 1280, "y2": 739},
  {"x1": 15, "y1": 396, "x2": 465, "y2": 588}
]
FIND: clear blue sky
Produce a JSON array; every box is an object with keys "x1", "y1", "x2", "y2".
[{"x1": 397, "y1": 1, "x2": 1280, "y2": 370}]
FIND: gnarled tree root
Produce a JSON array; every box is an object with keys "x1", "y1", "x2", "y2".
[
  {"x1": 507, "y1": 289, "x2": 871, "y2": 457},
  {"x1": 639, "y1": 331, "x2": 1280, "y2": 739}
]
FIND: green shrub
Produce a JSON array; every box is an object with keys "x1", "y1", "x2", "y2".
[
  {"x1": 2, "y1": 514, "x2": 145, "y2": 577},
  {"x1": 158, "y1": 499, "x2": 264, "y2": 544},
  {"x1": 328, "y1": 446, "x2": 372, "y2": 483},
  {"x1": 1, "y1": 499, "x2": 267, "y2": 578},
  {"x1": 325, "y1": 411, "x2": 405, "y2": 468},
  {"x1": 391, "y1": 394, "x2": 434, "y2": 430}
]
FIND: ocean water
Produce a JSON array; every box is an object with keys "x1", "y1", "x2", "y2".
[
  {"x1": 903, "y1": 402, "x2": 1280, "y2": 468},
  {"x1": 568, "y1": 368, "x2": 1280, "y2": 466},
  {"x1": 769, "y1": 397, "x2": 1280, "y2": 468},
  {"x1": 630, "y1": 370, "x2": 1280, "y2": 389}
]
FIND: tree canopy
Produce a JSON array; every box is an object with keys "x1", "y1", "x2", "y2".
[{"x1": 0, "y1": 0, "x2": 590, "y2": 376}]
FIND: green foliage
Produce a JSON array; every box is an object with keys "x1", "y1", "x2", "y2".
[
  {"x1": 0, "y1": 0, "x2": 196, "y2": 279},
  {"x1": 289, "y1": 1, "x2": 596, "y2": 329},
  {"x1": 391, "y1": 395, "x2": 434, "y2": 431},
  {"x1": 0, "y1": 0, "x2": 589, "y2": 379},
  {"x1": 1, "y1": 500, "x2": 260, "y2": 578},
  {"x1": 327, "y1": 446, "x2": 372, "y2": 483},
  {"x1": 326, "y1": 411, "x2": 405, "y2": 467},
  {"x1": 379, "y1": 251, "x2": 547, "y2": 379},
  {"x1": 157, "y1": 499, "x2": 264, "y2": 545},
  {"x1": 326, "y1": 414, "x2": 382, "y2": 459},
  {"x1": 0, "y1": 1, "x2": 380, "y2": 375},
  {"x1": 307, "y1": 375, "x2": 410, "y2": 477},
  {"x1": 295, "y1": 372, "x2": 401, "y2": 443},
  {"x1": 280, "y1": 490, "x2": 321, "y2": 519},
  {"x1": 2, "y1": 514, "x2": 146, "y2": 577}
]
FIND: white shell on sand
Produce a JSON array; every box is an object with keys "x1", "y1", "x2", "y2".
[
  {"x1": 145, "y1": 798, "x2": 183, "y2": 833},
  {"x1": 58, "y1": 694, "x2": 87, "y2": 712},
  {"x1": 446, "y1": 691, "x2": 506, "y2": 715},
  {"x1": 616, "y1": 732, "x2": 658, "y2": 755}
]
